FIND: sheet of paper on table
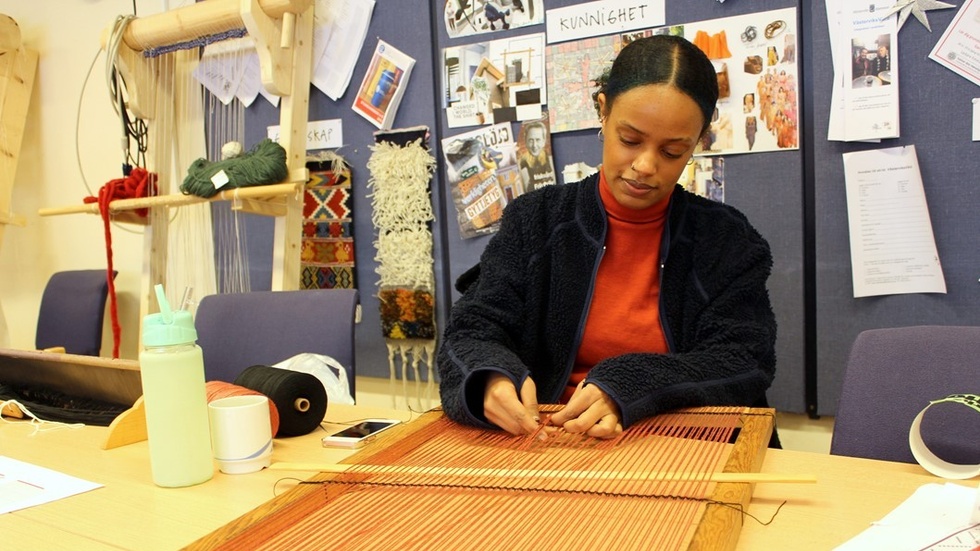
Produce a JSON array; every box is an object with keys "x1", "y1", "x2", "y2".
[
  {"x1": 0, "y1": 455, "x2": 102, "y2": 514},
  {"x1": 835, "y1": 483, "x2": 980, "y2": 551}
]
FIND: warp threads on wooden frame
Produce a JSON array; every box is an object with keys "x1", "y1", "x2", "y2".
[{"x1": 194, "y1": 407, "x2": 778, "y2": 551}]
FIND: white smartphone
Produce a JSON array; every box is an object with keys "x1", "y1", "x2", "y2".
[{"x1": 321, "y1": 418, "x2": 402, "y2": 449}]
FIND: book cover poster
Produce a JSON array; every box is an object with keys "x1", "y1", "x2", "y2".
[
  {"x1": 516, "y1": 112, "x2": 557, "y2": 192},
  {"x1": 442, "y1": 123, "x2": 517, "y2": 238},
  {"x1": 352, "y1": 40, "x2": 415, "y2": 129}
]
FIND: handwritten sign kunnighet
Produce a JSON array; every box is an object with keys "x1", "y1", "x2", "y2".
[{"x1": 546, "y1": 0, "x2": 665, "y2": 44}]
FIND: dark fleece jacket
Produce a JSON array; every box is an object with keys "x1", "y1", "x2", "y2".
[{"x1": 437, "y1": 173, "x2": 777, "y2": 430}]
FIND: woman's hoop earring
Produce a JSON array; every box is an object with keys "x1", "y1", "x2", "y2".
[
  {"x1": 597, "y1": 127, "x2": 604, "y2": 141},
  {"x1": 687, "y1": 157, "x2": 696, "y2": 166}
]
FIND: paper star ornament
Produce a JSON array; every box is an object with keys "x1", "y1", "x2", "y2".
[{"x1": 886, "y1": 0, "x2": 956, "y2": 32}]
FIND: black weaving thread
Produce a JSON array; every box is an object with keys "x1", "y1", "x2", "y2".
[{"x1": 234, "y1": 365, "x2": 327, "y2": 437}]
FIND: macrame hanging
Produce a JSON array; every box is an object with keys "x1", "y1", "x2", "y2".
[{"x1": 367, "y1": 127, "x2": 437, "y2": 410}]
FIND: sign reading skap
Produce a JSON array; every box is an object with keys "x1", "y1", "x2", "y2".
[
  {"x1": 267, "y1": 119, "x2": 343, "y2": 151},
  {"x1": 546, "y1": 0, "x2": 666, "y2": 44}
]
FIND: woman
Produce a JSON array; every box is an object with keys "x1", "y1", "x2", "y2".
[{"x1": 437, "y1": 35, "x2": 777, "y2": 443}]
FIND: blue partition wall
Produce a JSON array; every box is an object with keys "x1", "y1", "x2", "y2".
[
  {"x1": 232, "y1": 1, "x2": 978, "y2": 417},
  {"x1": 809, "y1": 1, "x2": 980, "y2": 416}
]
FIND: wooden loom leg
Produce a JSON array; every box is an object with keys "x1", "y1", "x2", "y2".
[
  {"x1": 688, "y1": 409, "x2": 774, "y2": 551},
  {"x1": 269, "y1": 4, "x2": 312, "y2": 292},
  {"x1": 0, "y1": 33, "x2": 38, "y2": 256}
]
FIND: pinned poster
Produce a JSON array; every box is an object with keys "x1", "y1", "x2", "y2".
[
  {"x1": 827, "y1": 0, "x2": 900, "y2": 141},
  {"x1": 843, "y1": 145, "x2": 946, "y2": 298}
]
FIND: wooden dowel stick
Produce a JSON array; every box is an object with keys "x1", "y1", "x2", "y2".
[
  {"x1": 269, "y1": 462, "x2": 816, "y2": 484},
  {"x1": 39, "y1": 181, "x2": 304, "y2": 217}
]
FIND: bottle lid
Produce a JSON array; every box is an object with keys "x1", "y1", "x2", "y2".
[{"x1": 143, "y1": 284, "x2": 198, "y2": 346}]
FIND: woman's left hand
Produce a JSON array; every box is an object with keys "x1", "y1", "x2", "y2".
[{"x1": 548, "y1": 382, "x2": 623, "y2": 439}]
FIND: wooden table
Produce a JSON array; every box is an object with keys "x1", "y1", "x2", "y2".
[{"x1": 2, "y1": 405, "x2": 976, "y2": 550}]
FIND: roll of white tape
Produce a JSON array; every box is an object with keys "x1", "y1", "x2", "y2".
[
  {"x1": 908, "y1": 394, "x2": 980, "y2": 480},
  {"x1": 972, "y1": 482, "x2": 980, "y2": 523}
]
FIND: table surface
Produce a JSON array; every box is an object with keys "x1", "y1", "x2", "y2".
[{"x1": 2, "y1": 404, "x2": 976, "y2": 550}]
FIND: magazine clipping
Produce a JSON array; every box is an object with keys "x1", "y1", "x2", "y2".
[
  {"x1": 516, "y1": 112, "x2": 556, "y2": 192},
  {"x1": 442, "y1": 122, "x2": 517, "y2": 239},
  {"x1": 352, "y1": 40, "x2": 415, "y2": 129}
]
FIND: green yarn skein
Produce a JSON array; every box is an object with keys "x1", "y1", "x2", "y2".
[{"x1": 180, "y1": 139, "x2": 289, "y2": 198}]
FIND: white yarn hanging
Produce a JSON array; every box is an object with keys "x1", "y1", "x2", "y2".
[{"x1": 367, "y1": 136, "x2": 439, "y2": 411}]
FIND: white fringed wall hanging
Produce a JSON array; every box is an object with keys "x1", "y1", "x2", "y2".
[{"x1": 367, "y1": 127, "x2": 438, "y2": 410}]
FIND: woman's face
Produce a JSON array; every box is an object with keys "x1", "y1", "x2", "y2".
[
  {"x1": 598, "y1": 84, "x2": 704, "y2": 210},
  {"x1": 525, "y1": 127, "x2": 546, "y2": 156}
]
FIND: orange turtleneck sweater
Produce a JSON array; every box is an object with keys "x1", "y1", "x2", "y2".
[{"x1": 562, "y1": 173, "x2": 671, "y2": 402}]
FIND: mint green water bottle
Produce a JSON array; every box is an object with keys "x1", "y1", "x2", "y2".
[{"x1": 139, "y1": 284, "x2": 213, "y2": 487}]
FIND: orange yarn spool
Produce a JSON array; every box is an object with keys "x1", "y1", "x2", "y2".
[{"x1": 205, "y1": 380, "x2": 281, "y2": 437}]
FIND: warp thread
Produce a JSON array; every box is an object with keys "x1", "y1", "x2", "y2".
[
  {"x1": 205, "y1": 380, "x2": 281, "y2": 437},
  {"x1": 83, "y1": 167, "x2": 158, "y2": 358},
  {"x1": 234, "y1": 365, "x2": 327, "y2": 437},
  {"x1": 180, "y1": 139, "x2": 288, "y2": 198}
]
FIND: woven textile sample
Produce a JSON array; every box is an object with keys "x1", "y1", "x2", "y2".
[
  {"x1": 379, "y1": 287, "x2": 435, "y2": 340},
  {"x1": 300, "y1": 164, "x2": 355, "y2": 290}
]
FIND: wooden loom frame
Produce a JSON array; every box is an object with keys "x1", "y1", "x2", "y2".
[
  {"x1": 0, "y1": 14, "x2": 38, "y2": 259},
  {"x1": 186, "y1": 407, "x2": 775, "y2": 551},
  {"x1": 37, "y1": 0, "x2": 315, "y2": 323}
]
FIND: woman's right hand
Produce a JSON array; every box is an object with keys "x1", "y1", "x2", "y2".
[{"x1": 483, "y1": 372, "x2": 542, "y2": 436}]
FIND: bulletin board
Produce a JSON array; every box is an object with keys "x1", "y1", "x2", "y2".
[
  {"x1": 809, "y1": 1, "x2": 980, "y2": 416},
  {"x1": 236, "y1": 1, "x2": 812, "y2": 414},
  {"x1": 434, "y1": 0, "x2": 807, "y2": 414}
]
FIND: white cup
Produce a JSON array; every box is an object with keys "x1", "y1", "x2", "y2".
[{"x1": 208, "y1": 395, "x2": 273, "y2": 475}]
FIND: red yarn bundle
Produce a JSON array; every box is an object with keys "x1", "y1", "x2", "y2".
[{"x1": 83, "y1": 167, "x2": 157, "y2": 358}]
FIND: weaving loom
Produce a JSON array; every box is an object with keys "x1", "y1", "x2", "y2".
[
  {"x1": 187, "y1": 407, "x2": 777, "y2": 551},
  {"x1": 38, "y1": 0, "x2": 315, "y2": 323}
]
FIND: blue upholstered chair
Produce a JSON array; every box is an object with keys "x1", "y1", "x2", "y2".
[
  {"x1": 830, "y1": 326, "x2": 980, "y2": 466},
  {"x1": 35, "y1": 269, "x2": 117, "y2": 356},
  {"x1": 193, "y1": 289, "x2": 359, "y2": 398}
]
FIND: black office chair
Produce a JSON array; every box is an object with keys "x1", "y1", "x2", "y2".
[
  {"x1": 35, "y1": 269, "x2": 117, "y2": 356},
  {"x1": 831, "y1": 326, "x2": 980, "y2": 465},
  {"x1": 194, "y1": 289, "x2": 359, "y2": 398}
]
